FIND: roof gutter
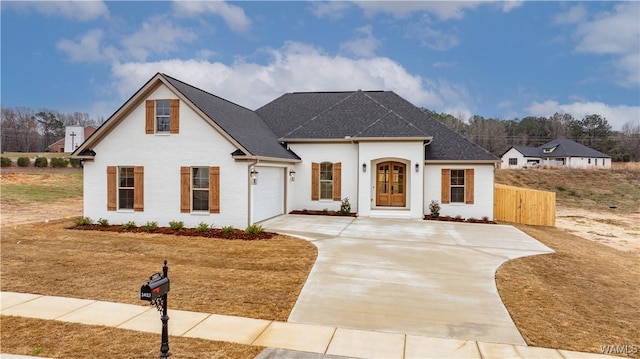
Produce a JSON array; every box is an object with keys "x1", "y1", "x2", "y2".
[
  {"x1": 424, "y1": 159, "x2": 501, "y2": 164},
  {"x1": 232, "y1": 155, "x2": 301, "y2": 163},
  {"x1": 280, "y1": 136, "x2": 433, "y2": 143}
]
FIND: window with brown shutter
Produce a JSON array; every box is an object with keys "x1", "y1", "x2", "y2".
[
  {"x1": 311, "y1": 162, "x2": 319, "y2": 201},
  {"x1": 180, "y1": 167, "x2": 191, "y2": 213},
  {"x1": 333, "y1": 162, "x2": 342, "y2": 201},
  {"x1": 180, "y1": 166, "x2": 220, "y2": 213},
  {"x1": 209, "y1": 167, "x2": 220, "y2": 213},
  {"x1": 465, "y1": 169, "x2": 474, "y2": 204},
  {"x1": 170, "y1": 99, "x2": 180, "y2": 134},
  {"x1": 133, "y1": 166, "x2": 144, "y2": 211},
  {"x1": 441, "y1": 169, "x2": 450, "y2": 204},
  {"x1": 145, "y1": 99, "x2": 179, "y2": 134},
  {"x1": 145, "y1": 101, "x2": 154, "y2": 134}
]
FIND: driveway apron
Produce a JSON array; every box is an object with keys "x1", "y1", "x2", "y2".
[{"x1": 262, "y1": 215, "x2": 554, "y2": 346}]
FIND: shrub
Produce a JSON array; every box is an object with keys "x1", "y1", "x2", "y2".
[
  {"x1": 122, "y1": 221, "x2": 136, "y2": 230},
  {"x1": 0, "y1": 157, "x2": 11, "y2": 167},
  {"x1": 74, "y1": 216, "x2": 92, "y2": 226},
  {"x1": 245, "y1": 224, "x2": 263, "y2": 236},
  {"x1": 50, "y1": 157, "x2": 69, "y2": 168},
  {"x1": 339, "y1": 197, "x2": 351, "y2": 215},
  {"x1": 196, "y1": 222, "x2": 211, "y2": 232},
  {"x1": 34, "y1": 157, "x2": 48, "y2": 167},
  {"x1": 97, "y1": 218, "x2": 109, "y2": 226},
  {"x1": 169, "y1": 220, "x2": 184, "y2": 230},
  {"x1": 142, "y1": 221, "x2": 158, "y2": 232},
  {"x1": 69, "y1": 158, "x2": 81, "y2": 168},
  {"x1": 221, "y1": 225, "x2": 236, "y2": 235},
  {"x1": 17, "y1": 157, "x2": 30, "y2": 167},
  {"x1": 429, "y1": 200, "x2": 440, "y2": 218}
]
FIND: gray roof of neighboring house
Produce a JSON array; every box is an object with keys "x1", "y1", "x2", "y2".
[
  {"x1": 162, "y1": 74, "x2": 299, "y2": 160},
  {"x1": 539, "y1": 138, "x2": 610, "y2": 158},
  {"x1": 507, "y1": 139, "x2": 610, "y2": 159},
  {"x1": 256, "y1": 90, "x2": 499, "y2": 161}
]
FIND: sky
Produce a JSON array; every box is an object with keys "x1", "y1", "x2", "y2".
[{"x1": 1, "y1": 1, "x2": 639, "y2": 130}]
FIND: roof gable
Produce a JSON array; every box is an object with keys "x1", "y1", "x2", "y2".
[{"x1": 540, "y1": 138, "x2": 610, "y2": 158}]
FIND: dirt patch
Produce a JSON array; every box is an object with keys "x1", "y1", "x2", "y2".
[
  {"x1": 556, "y1": 206, "x2": 640, "y2": 252},
  {"x1": 1, "y1": 198, "x2": 83, "y2": 227}
]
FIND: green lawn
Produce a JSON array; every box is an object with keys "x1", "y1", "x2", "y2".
[{"x1": 0, "y1": 172, "x2": 83, "y2": 204}]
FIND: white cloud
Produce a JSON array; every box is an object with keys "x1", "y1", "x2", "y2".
[
  {"x1": 501, "y1": 1, "x2": 524, "y2": 13},
  {"x1": 57, "y1": 30, "x2": 118, "y2": 63},
  {"x1": 172, "y1": 0, "x2": 250, "y2": 33},
  {"x1": 4, "y1": 1, "x2": 109, "y2": 21},
  {"x1": 310, "y1": 1, "x2": 352, "y2": 20},
  {"x1": 569, "y1": 2, "x2": 640, "y2": 87},
  {"x1": 354, "y1": 1, "x2": 483, "y2": 20},
  {"x1": 525, "y1": 100, "x2": 640, "y2": 131},
  {"x1": 405, "y1": 18, "x2": 459, "y2": 51},
  {"x1": 109, "y1": 42, "x2": 477, "y2": 114},
  {"x1": 340, "y1": 25, "x2": 381, "y2": 57},
  {"x1": 121, "y1": 16, "x2": 196, "y2": 61},
  {"x1": 552, "y1": 4, "x2": 586, "y2": 25}
]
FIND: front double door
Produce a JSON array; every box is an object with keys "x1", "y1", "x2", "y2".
[{"x1": 376, "y1": 161, "x2": 406, "y2": 207}]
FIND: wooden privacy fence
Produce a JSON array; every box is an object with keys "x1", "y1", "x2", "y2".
[{"x1": 494, "y1": 184, "x2": 556, "y2": 226}]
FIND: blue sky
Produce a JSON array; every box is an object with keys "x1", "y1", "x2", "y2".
[{"x1": 1, "y1": 1, "x2": 639, "y2": 130}]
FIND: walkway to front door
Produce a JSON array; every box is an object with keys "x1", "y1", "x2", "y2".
[
  {"x1": 376, "y1": 161, "x2": 406, "y2": 207},
  {"x1": 261, "y1": 215, "x2": 554, "y2": 345}
]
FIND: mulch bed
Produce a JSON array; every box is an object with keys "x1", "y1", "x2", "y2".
[
  {"x1": 70, "y1": 224, "x2": 275, "y2": 240},
  {"x1": 289, "y1": 210, "x2": 357, "y2": 217},
  {"x1": 424, "y1": 215, "x2": 497, "y2": 224}
]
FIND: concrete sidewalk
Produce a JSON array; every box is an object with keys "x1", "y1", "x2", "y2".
[{"x1": 1, "y1": 291, "x2": 618, "y2": 359}]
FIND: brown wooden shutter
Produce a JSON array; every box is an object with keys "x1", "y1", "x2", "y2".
[
  {"x1": 133, "y1": 166, "x2": 144, "y2": 211},
  {"x1": 333, "y1": 162, "x2": 342, "y2": 201},
  {"x1": 465, "y1": 169, "x2": 474, "y2": 204},
  {"x1": 209, "y1": 166, "x2": 220, "y2": 213},
  {"x1": 145, "y1": 100, "x2": 154, "y2": 134},
  {"x1": 311, "y1": 162, "x2": 319, "y2": 201},
  {"x1": 441, "y1": 169, "x2": 450, "y2": 204},
  {"x1": 170, "y1": 99, "x2": 180, "y2": 134},
  {"x1": 180, "y1": 167, "x2": 191, "y2": 213},
  {"x1": 107, "y1": 166, "x2": 117, "y2": 211}
]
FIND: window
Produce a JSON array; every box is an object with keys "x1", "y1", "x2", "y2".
[
  {"x1": 155, "y1": 100, "x2": 170, "y2": 132},
  {"x1": 320, "y1": 162, "x2": 333, "y2": 200},
  {"x1": 192, "y1": 167, "x2": 209, "y2": 211},
  {"x1": 118, "y1": 167, "x2": 134, "y2": 209},
  {"x1": 508, "y1": 158, "x2": 517, "y2": 166},
  {"x1": 450, "y1": 169, "x2": 465, "y2": 203}
]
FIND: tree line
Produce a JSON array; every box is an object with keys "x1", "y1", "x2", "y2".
[
  {"x1": 1, "y1": 107, "x2": 104, "y2": 152},
  {"x1": 424, "y1": 110, "x2": 640, "y2": 162}
]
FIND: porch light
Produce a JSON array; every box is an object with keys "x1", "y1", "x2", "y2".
[
  {"x1": 250, "y1": 168, "x2": 259, "y2": 185},
  {"x1": 415, "y1": 163, "x2": 420, "y2": 173},
  {"x1": 289, "y1": 169, "x2": 296, "y2": 182},
  {"x1": 362, "y1": 163, "x2": 367, "y2": 172}
]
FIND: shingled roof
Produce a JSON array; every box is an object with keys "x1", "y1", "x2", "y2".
[
  {"x1": 256, "y1": 90, "x2": 499, "y2": 161},
  {"x1": 162, "y1": 74, "x2": 299, "y2": 161},
  {"x1": 507, "y1": 139, "x2": 610, "y2": 159}
]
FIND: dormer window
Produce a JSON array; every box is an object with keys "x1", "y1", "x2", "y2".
[{"x1": 543, "y1": 146, "x2": 557, "y2": 153}]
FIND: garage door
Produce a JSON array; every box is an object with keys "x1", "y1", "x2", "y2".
[{"x1": 252, "y1": 167, "x2": 285, "y2": 223}]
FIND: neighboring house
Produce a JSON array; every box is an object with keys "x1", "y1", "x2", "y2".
[
  {"x1": 73, "y1": 73, "x2": 500, "y2": 228},
  {"x1": 47, "y1": 126, "x2": 97, "y2": 153},
  {"x1": 501, "y1": 138, "x2": 611, "y2": 169}
]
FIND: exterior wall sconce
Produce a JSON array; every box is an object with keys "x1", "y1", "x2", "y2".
[
  {"x1": 250, "y1": 168, "x2": 258, "y2": 185},
  {"x1": 415, "y1": 163, "x2": 420, "y2": 173},
  {"x1": 362, "y1": 163, "x2": 367, "y2": 172},
  {"x1": 289, "y1": 169, "x2": 296, "y2": 182}
]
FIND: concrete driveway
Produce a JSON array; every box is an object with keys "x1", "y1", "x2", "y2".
[{"x1": 261, "y1": 215, "x2": 554, "y2": 346}]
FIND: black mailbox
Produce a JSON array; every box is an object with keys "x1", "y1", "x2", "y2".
[{"x1": 140, "y1": 272, "x2": 170, "y2": 301}]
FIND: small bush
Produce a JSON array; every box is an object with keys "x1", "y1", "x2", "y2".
[
  {"x1": 169, "y1": 220, "x2": 184, "y2": 230},
  {"x1": 34, "y1": 157, "x2": 48, "y2": 167},
  {"x1": 17, "y1": 157, "x2": 30, "y2": 167},
  {"x1": 122, "y1": 221, "x2": 136, "y2": 230},
  {"x1": 1, "y1": 157, "x2": 12, "y2": 167},
  {"x1": 69, "y1": 158, "x2": 81, "y2": 168},
  {"x1": 221, "y1": 225, "x2": 236, "y2": 235},
  {"x1": 142, "y1": 221, "x2": 158, "y2": 232},
  {"x1": 245, "y1": 224, "x2": 263, "y2": 236},
  {"x1": 196, "y1": 222, "x2": 211, "y2": 233},
  {"x1": 74, "y1": 216, "x2": 92, "y2": 226},
  {"x1": 97, "y1": 218, "x2": 109, "y2": 226},
  {"x1": 339, "y1": 197, "x2": 351, "y2": 215},
  {"x1": 50, "y1": 157, "x2": 69, "y2": 168},
  {"x1": 429, "y1": 200, "x2": 440, "y2": 218}
]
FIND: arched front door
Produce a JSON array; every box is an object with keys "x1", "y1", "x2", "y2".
[{"x1": 376, "y1": 161, "x2": 406, "y2": 207}]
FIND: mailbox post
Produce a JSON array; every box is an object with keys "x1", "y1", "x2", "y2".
[{"x1": 140, "y1": 260, "x2": 171, "y2": 358}]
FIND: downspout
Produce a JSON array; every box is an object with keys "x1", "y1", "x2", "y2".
[
  {"x1": 422, "y1": 141, "x2": 429, "y2": 217},
  {"x1": 247, "y1": 159, "x2": 259, "y2": 226}
]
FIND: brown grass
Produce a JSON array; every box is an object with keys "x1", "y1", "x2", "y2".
[
  {"x1": 1, "y1": 220, "x2": 316, "y2": 357},
  {"x1": 0, "y1": 316, "x2": 264, "y2": 358},
  {"x1": 496, "y1": 166, "x2": 640, "y2": 213},
  {"x1": 496, "y1": 225, "x2": 640, "y2": 358}
]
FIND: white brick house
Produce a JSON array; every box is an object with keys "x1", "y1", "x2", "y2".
[{"x1": 73, "y1": 73, "x2": 500, "y2": 227}]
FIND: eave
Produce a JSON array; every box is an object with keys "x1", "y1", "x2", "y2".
[{"x1": 280, "y1": 136, "x2": 433, "y2": 143}]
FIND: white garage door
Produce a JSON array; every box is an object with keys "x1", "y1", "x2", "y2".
[{"x1": 252, "y1": 167, "x2": 285, "y2": 223}]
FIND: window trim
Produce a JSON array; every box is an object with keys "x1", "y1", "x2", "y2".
[
  {"x1": 508, "y1": 158, "x2": 517, "y2": 166},
  {"x1": 319, "y1": 162, "x2": 334, "y2": 200},
  {"x1": 191, "y1": 167, "x2": 210, "y2": 212},
  {"x1": 450, "y1": 169, "x2": 466, "y2": 204},
  {"x1": 118, "y1": 167, "x2": 135, "y2": 210},
  {"x1": 155, "y1": 100, "x2": 171, "y2": 133}
]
